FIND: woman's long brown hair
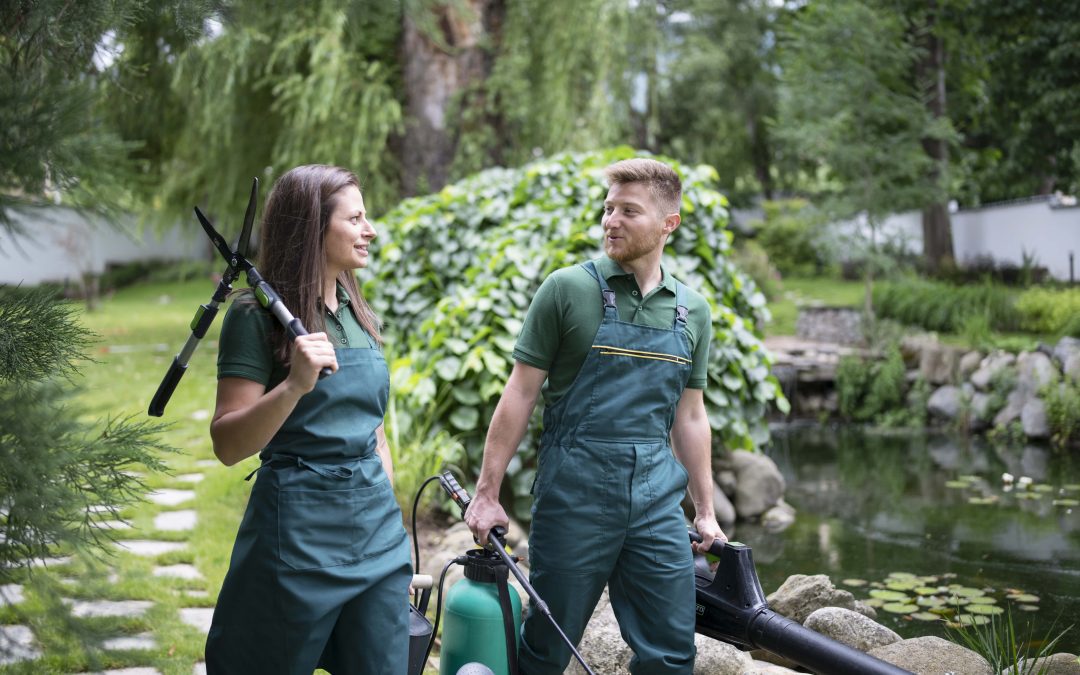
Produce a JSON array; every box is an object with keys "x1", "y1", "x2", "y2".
[{"x1": 255, "y1": 164, "x2": 382, "y2": 365}]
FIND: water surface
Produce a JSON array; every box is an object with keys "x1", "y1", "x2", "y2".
[{"x1": 731, "y1": 423, "x2": 1080, "y2": 652}]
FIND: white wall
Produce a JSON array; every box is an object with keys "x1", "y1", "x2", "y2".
[
  {"x1": 876, "y1": 197, "x2": 1080, "y2": 281},
  {"x1": 0, "y1": 207, "x2": 205, "y2": 286}
]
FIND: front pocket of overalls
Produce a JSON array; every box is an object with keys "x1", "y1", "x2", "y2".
[
  {"x1": 531, "y1": 445, "x2": 570, "y2": 509},
  {"x1": 277, "y1": 480, "x2": 401, "y2": 571}
]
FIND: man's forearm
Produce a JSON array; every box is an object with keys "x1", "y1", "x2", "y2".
[{"x1": 475, "y1": 385, "x2": 536, "y2": 499}]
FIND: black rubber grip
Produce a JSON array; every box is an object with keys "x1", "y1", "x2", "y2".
[{"x1": 148, "y1": 357, "x2": 187, "y2": 417}]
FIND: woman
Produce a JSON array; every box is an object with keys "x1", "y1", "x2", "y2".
[{"x1": 205, "y1": 165, "x2": 411, "y2": 674}]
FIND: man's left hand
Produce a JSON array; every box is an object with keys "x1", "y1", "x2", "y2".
[{"x1": 691, "y1": 513, "x2": 727, "y2": 554}]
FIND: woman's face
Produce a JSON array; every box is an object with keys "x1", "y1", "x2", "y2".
[{"x1": 323, "y1": 185, "x2": 376, "y2": 277}]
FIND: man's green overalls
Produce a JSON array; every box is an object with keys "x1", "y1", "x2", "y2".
[
  {"x1": 521, "y1": 260, "x2": 697, "y2": 674},
  {"x1": 206, "y1": 334, "x2": 412, "y2": 674}
]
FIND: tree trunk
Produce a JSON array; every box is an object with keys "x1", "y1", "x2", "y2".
[
  {"x1": 917, "y1": 0, "x2": 955, "y2": 273},
  {"x1": 400, "y1": 1, "x2": 504, "y2": 196}
]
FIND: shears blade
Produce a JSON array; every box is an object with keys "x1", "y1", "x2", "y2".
[
  {"x1": 194, "y1": 206, "x2": 236, "y2": 265},
  {"x1": 236, "y1": 177, "x2": 258, "y2": 260}
]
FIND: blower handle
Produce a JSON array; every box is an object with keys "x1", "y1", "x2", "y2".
[{"x1": 688, "y1": 530, "x2": 726, "y2": 557}]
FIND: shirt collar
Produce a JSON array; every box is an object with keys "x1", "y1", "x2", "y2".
[
  {"x1": 595, "y1": 256, "x2": 676, "y2": 295},
  {"x1": 320, "y1": 283, "x2": 352, "y2": 311}
]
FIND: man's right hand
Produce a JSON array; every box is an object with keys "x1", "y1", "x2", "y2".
[{"x1": 464, "y1": 492, "x2": 509, "y2": 547}]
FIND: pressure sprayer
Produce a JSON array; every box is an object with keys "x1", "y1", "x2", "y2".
[{"x1": 407, "y1": 471, "x2": 596, "y2": 675}]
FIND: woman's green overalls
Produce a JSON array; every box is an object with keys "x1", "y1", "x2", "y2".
[
  {"x1": 520, "y1": 261, "x2": 697, "y2": 675},
  {"x1": 206, "y1": 334, "x2": 412, "y2": 674}
]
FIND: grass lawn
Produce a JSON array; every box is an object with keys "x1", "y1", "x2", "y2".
[{"x1": 764, "y1": 275, "x2": 866, "y2": 336}]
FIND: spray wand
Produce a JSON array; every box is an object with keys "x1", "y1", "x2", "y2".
[{"x1": 438, "y1": 471, "x2": 597, "y2": 675}]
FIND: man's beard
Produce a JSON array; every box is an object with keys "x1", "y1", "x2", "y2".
[{"x1": 605, "y1": 227, "x2": 665, "y2": 264}]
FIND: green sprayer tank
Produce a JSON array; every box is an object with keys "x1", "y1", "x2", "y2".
[{"x1": 440, "y1": 550, "x2": 522, "y2": 675}]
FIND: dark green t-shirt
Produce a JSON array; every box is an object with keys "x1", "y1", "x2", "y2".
[
  {"x1": 513, "y1": 256, "x2": 712, "y2": 406},
  {"x1": 217, "y1": 285, "x2": 373, "y2": 388}
]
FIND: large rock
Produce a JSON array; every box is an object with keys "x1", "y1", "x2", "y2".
[
  {"x1": 920, "y1": 344, "x2": 965, "y2": 385},
  {"x1": 958, "y1": 350, "x2": 984, "y2": 381},
  {"x1": 1065, "y1": 352, "x2": 1080, "y2": 384},
  {"x1": 1053, "y1": 337, "x2": 1080, "y2": 368},
  {"x1": 927, "y1": 385, "x2": 963, "y2": 421},
  {"x1": 868, "y1": 636, "x2": 992, "y2": 675},
  {"x1": 765, "y1": 574, "x2": 865, "y2": 625},
  {"x1": 564, "y1": 588, "x2": 754, "y2": 675},
  {"x1": 803, "y1": 607, "x2": 901, "y2": 653},
  {"x1": 1016, "y1": 351, "x2": 1058, "y2": 393},
  {"x1": 684, "y1": 483, "x2": 737, "y2": 526},
  {"x1": 993, "y1": 389, "x2": 1029, "y2": 428},
  {"x1": 1021, "y1": 396, "x2": 1050, "y2": 439},
  {"x1": 970, "y1": 351, "x2": 1016, "y2": 391},
  {"x1": 1021, "y1": 652, "x2": 1080, "y2": 675},
  {"x1": 760, "y1": 498, "x2": 797, "y2": 533},
  {"x1": 730, "y1": 450, "x2": 786, "y2": 519}
]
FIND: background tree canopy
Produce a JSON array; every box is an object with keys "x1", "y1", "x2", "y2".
[{"x1": 367, "y1": 147, "x2": 784, "y2": 519}]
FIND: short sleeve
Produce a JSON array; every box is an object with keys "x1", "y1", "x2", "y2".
[
  {"x1": 217, "y1": 298, "x2": 276, "y2": 386},
  {"x1": 686, "y1": 298, "x2": 712, "y2": 390},
  {"x1": 511, "y1": 274, "x2": 563, "y2": 371}
]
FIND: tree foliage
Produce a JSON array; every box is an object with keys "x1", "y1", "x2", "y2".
[
  {"x1": 159, "y1": 0, "x2": 405, "y2": 220},
  {"x1": 0, "y1": 287, "x2": 172, "y2": 575},
  {"x1": 367, "y1": 148, "x2": 786, "y2": 521}
]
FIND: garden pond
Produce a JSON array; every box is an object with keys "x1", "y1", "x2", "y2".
[{"x1": 730, "y1": 423, "x2": 1080, "y2": 652}]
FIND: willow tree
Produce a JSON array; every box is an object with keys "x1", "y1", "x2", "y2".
[{"x1": 161, "y1": 0, "x2": 405, "y2": 220}]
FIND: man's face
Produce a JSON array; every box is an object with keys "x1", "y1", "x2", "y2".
[{"x1": 601, "y1": 182, "x2": 670, "y2": 264}]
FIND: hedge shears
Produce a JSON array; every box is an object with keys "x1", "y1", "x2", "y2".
[{"x1": 148, "y1": 178, "x2": 330, "y2": 417}]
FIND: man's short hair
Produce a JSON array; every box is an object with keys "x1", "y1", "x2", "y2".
[{"x1": 602, "y1": 158, "x2": 682, "y2": 216}]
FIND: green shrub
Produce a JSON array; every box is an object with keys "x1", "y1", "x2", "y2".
[
  {"x1": 367, "y1": 148, "x2": 786, "y2": 521},
  {"x1": 750, "y1": 198, "x2": 825, "y2": 277},
  {"x1": 873, "y1": 277, "x2": 1020, "y2": 333},
  {"x1": 1044, "y1": 380, "x2": 1080, "y2": 449},
  {"x1": 1015, "y1": 286, "x2": 1080, "y2": 336},
  {"x1": 836, "y1": 346, "x2": 908, "y2": 424}
]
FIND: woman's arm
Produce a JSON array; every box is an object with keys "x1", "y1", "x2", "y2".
[{"x1": 210, "y1": 332, "x2": 338, "y2": 466}]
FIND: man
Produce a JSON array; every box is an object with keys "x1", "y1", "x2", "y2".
[{"x1": 465, "y1": 157, "x2": 726, "y2": 674}]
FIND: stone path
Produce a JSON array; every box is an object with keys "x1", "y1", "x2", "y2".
[{"x1": 1, "y1": 466, "x2": 216, "y2": 674}]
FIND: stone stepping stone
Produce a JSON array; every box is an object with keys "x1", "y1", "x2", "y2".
[
  {"x1": 193, "y1": 663, "x2": 207, "y2": 675},
  {"x1": 114, "y1": 540, "x2": 186, "y2": 557},
  {"x1": 189, "y1": 409, "x2": 210, "y2": 421},
  {"x1": 180, "y1": 589, "x2": 209, "y2": 598},
  {"x1": 0, "y1": 624, "x2": 40, "y2": 664},
  {"x1": 147, "y1": 489, "x2": 195, "y2": 507},
  {"x1": 0, "y1": 584, "x2": 24, "y2": 606},
  {"x1": 102, "y1": 632, "x2": 156, "y2": 651},
  {"x1": 195, "y1": 460, "x2": 218, "y2": 469},
  {"x1": 153, "y1": 564, "x2": 202, "y2": 581},
  {"x1": 20, "y1": 555, "x2": 72, "y2": 569},
  {"x1": 179, "y1": 608, "x2": 215, "y2": 635},
  {"x1": 154, "y1": 510, "x2": 196, "y2": 531},
  {"x1": 175, "y1": 473, "x2": 205, "y2": 484},
  {"x1": 66, "y1": 599, "x2": 153, "y2": 619}
]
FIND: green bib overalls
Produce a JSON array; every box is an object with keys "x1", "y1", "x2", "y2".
[
  {"x1": 206, "y1": 336, "x2": 412, "y2": 674},
  {"x1": 520, "y1": 261, "x2": 696, "y2": 674}
]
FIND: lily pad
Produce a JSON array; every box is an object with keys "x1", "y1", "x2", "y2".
[
  {"x1": 882, "y1": 602, "x2": 919, "y2": 614},
  {"x1": 928, "y1": 606, "x2": 954, "y2": 616},
  {"x1": 913, "y1": 587, "x2": 940, "y2": 596},
  {"x1": 1007, "y1": 593, "x2": 1039, "y2": 603},
  {"x1": 863, "y1": 597, "x2": 886, "y2": 608},
  {"x1": 968, "y1": 496, "x2": 998, "y2": 505},
  {"x1": 869, "y1": 589, "x2": 910, "y2": 602},
  {"x1": 1015, "y1": 492, "x2": 1042, "y2": 500},
  {"x1": 945, "y1": 480, "x2": 972, "y2": 489},
  {"x1": 917, "y1": 596, "x2": 946, "y2": 607},
  {"x1": 1017, "y1": 604, "x2": 1040, "y2": 612},
  {"x1": 965, "y1": 596, "x2": 996, "y2": 604},
  {"x1": 1033, "y1": 484, "x2": 1054, "y2": 493},
  {"x1": 958, "y1": 474, "x2": 981, "y2": 482},
  {"x1": 887, "y1": 572, "x2": 918, "y2": 580},
  {"x1": 952, "y1": 587, "x2": 986, "y2": 598},
  {"x1": 842, "y1": 579, "x2": 868, "y2": 587},
  {"x1": 1062, "y1": 484, "x2": 1080, "y2": 492},
  {"x1": 967, "y1": 604, "x2": 1005, "y2": 615},
  {"x1": 956, "y1": 614, "x2": 991, "y2": 626},
  {"x1": 910, "y1": 612, "x2": 942, "y2": 621},
  {"x1": 886, "y1": 580, "x2": 920, "y2": 591},
  {"x1": 1053, "y1": 499, "x2": 1080, "y2": 507}
]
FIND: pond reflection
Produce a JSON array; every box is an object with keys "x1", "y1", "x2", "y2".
[{"x1": 731, "y1": 423, "x2": 1080, "y2": 651}]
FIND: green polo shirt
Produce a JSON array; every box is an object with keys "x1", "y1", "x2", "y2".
[
  {"x1": 217, "y1": 285, "x2": 372, "y2": 388},
  {"x1": 513, "y1": 256, "x2": 712, "y2": 407}
]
